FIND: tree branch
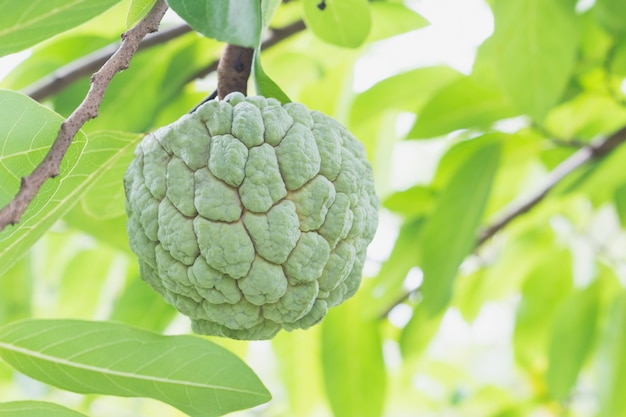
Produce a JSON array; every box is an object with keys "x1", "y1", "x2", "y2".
[
  {"x1": 379, "y1": 127, "x2": 626, "y2": 318},
  {"x1": 477, "y1": 127, "x2": 626, "y2": 245},
  {"x1": 24, "y1": 23, "x2": 191, "y2": 102},
  {"x1": 0, "y1": 0, "x2": 169, "y2": 231}
]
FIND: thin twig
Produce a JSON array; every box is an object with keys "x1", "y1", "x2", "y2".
[
  {"x1": 477, "y1": 126, "x2": 626, "y2": 245},
  {"x1": 379, "y1": 127, "x2": 626, "y2": 318},
  {"x1": 24, "y1": 23, "x2": 191, "y2": 102},
  {"x1": 0, "y1": 0, "x2": 169, "y2": 231}
]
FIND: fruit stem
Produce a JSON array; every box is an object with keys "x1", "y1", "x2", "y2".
[{"x1": 217, "y1": 44, "x2": 254, "y2": 99}]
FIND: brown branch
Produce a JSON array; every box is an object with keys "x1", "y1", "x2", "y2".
[
  {"x1": 0, "y1": 0, "x2": 169, "y2": 231},
  {"x1": 379, "y1": 126, "x2": 626, "y2": 318},
  {"x1": 217, "y1": 44, "x2": 254, "y2": 98},
  {"x1": 477, "y1": 126, "x2": 626, "y2": 245},
  {"x1": 24, "y1": 23, "x2": 191, "y2": 102}
]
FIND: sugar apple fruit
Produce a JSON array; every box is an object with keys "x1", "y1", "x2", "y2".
[{"x1": 124, "y1": 92, "x2": 378, "y2": 340}]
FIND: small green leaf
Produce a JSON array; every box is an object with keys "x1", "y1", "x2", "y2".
[
  {"x1": 322, "y1": 295, "x2": 386, "y2": 417},
  {"x1": 0, "y1": 319, "x2": 271, "y2": 417},
  {"x1": 408, "y1": 76, "x2": 518, "y2": 139},
  {"x1": 382, "y1": 186, "x2": 436, "y2": 218},
  {"x1": 253, "y1": 48, "x2": 291, "y2": 103},
  {"x1": 167, "y1": 0, "x2": 262, "y2": 47},
  {"x1": 0, "y1": 401, "x2": 88, "y2": 417},
  {"x1": 0, "y1": 0, "x2": 123, "y2": 57},
  {"x1": 367, "y1": 2, "x2": 428, "y2": 42},
  {"x1": 419, "y1": 137, "x2": 501, "y2": 314},
  {"x1": 546, "y1": 281, "x2": 599, "y2": 399},
  {"x1": 490, "y1": 0, "x2": 578, "y2": 121},
  {"x1": 126, "y1": 0, "x2": 157, "y2": 28},
  {"x1": 302, "y1": 0, "x2": 371, "y2": 48},
  {"x1": 0, "y1": 92, "x2": 141, "y2": 276}
]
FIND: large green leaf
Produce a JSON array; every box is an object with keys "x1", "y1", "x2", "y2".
[
  {"x1": 167, "y1": 0, "x2": 262, "y2": 48},
  {"x1": 408, "y1": 76, "x2": 518, "y2": 139},
  {"x1": 419, "y1": 137, "x2": 501, "y2": 314},
  {"x1": 0, "y1": 401, "x2": 88, "y2": 417},
  {"x1": 302, "y1": 0, "x2": 371, "y2": 48},
  {"x1": 0, "y1": 319, "x2": 271, "y2": 417},
  {"x1": 0, "y1": 90, "x2": 142, "y2": 275},
  {"x1": 321, "y1": 295, "x2": 386, "y2": 417},
  {"x1": 0, "y1": 0, "x2": 124, "y2": 57},
  {"x1": 546, "y1": 281, "x2": 599, "y2": 399},
  {"x1": 490, "y1": 0, "x2": 578, "y2": 121},
  {"x1": 399, "y1": 303, "x2": 444, "y2": 359}
]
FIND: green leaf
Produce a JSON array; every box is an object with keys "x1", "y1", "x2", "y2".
[
  {"x1": 513, "y1": 249, "x2": 572, "y2": 377},
  {"x1": 367, "y1": 2, "x2": 428, "y2": 42},
  {"x1": 490, "y1": 0, "x2": 578, "y2": 121},
  {"x1": 408, "y1": 76, "x2": 518, "y2": 139},
  {"x1": 598, "y1": 291, "x2": 626, "y2": 416},
  {"x1": 368, "y1": 217, "x2": 424, "y2": 318},
  {"x1": 350, "y1": 66, "x2": 463, "y2": 127},
  {"x1": 322, "y1": 295, "x2": 386, "y2": 417},
  {"x1": 0, "y1": 93, "x2": 141, "y2": 275},
  {"x1": 272, "y1": 328, "x2": 325, "y2": 416},
  {"x1": 126, "y1": 0, "x2": 157, "y2": 28},
  {"x1": 0, "y1": 319, "x2": 271, "y2": 417},
  {"x1": 546, "y1": 281, "x2": 599, "y2": 399},
  {"x1": 261, "y1": 0, "x2": 282, "y2": 29},
  {"x1": 302, "y1": 0, "x2": 371, "y2": 48},
  {"x1": 595, "y1": 0, "x2": 626, "y2": 34},
  {"x1": 419, "y1": 137, "x2": 501, "y2": 314},
  {"x1": 253, "y1": 48, "x2": 291, "y2": 104},
  {"x1": 399, "y1": 303, "x2": 444, "y2": 359},
  {"x1": 615, "y1": 183, "x2": 626, "y2": 228},
  {"x1": 0, "y1": 0, "x2": 124, "y2": 57},
  {"x1": 382, "y1": 186, "x2": 436, "y2": 218},
  {"x1": 0, "y1": 401, "x2": 88, "y2": 417},
  {"x1": 0, "y1": 257, "x2": 32, "y2": 325},
  {"x1": 167, "y1": 0, "x2": 262, "y2": 48}
]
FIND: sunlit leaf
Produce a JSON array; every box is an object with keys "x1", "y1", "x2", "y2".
[
  {"x1": 0, "y1": 319, "x2": 271, "y2": 417},
  {"x1": 598, "y1": 291, "x2": 626, "y2": 416},
  {"x1": 322, "y1": 295, "x2": 386, "y2": 417},
  {"x1": 367, "y1": 2, "x2": 428, "y2": 42},
  {"x1": 273, "y1": 327, "x2": 325, "y2": 416},
  {"x1": 0, "y1": 401, "x2": 88, "y2": 417},
  {"x1": 126, "y1": 0, "x2": 157, "y2": 28},
  {"x1": 302, "y1": 0, "x2": 371, "y2": 48},
  {"x1": 546, "y1": 281, "x2": 599, "y2": 399},
  {"x1": 399, "y1": 303, "x2": 444, "y2": 359},
  {"x1": 0, "y1": 0, "x2": 123, "y2": 57},
  {"x1": 513, "y1": 249, "x2": 572, "y2": 378},
  {"x1": 167, "y1": 0, "x2": 262, "y2": 47},
  {"x1": 0, "y1": 90, "x2": 141, "y2": 276},
  {"x1": 419, "y1": 137, "x2": 501, "y2": 314},
  {"x1": 490, "y1": 0, "x2": 578, "y2": 120},
  {"x1": 408, "y1": 76, "x2": 518, "y2": 139},
  {"x1": 253, "y1": 48, "x2": 291, "y2": 104}
]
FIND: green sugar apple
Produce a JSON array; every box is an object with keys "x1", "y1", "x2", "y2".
[{"x1": 124, "y1": 92, "x2": 378, "y2": 340}]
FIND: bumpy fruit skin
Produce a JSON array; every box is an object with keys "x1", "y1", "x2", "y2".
[{"x1": 124, "y1": 92, "x2": 378, "y2": 340}]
